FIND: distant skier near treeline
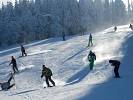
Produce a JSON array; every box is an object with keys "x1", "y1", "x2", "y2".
[
  {"x1": 0, "y1": 73, "x2": 15, "y2": 91},
  {"x1": 9, "y1": 56, "x2": 19, "y2": 74},
  {"x1": 21, "y1": 45, "x2": 27, "y2": 57},
  {"x1": 88, "y1": 51, "x2": 96, "y2": 70},
  {"x1": 87, "y1": 33, "x2": 93, "y2": 47},
  {"x1": 114, "y1": 26, "x2": 117, "y2": 32},
  {"x1": 109, "y1": 60, "x2": 121, "y2": 78},
  {"x1": 41, "y1": 65, "x2": 55, "y2": 87},
  {"x1": 129, "y1": 24, "x2": 133, "y2": 30}
]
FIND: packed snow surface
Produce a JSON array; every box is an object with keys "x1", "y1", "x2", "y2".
[{"x1": 0, "y1": 25, "x2": 133, "y2": 100}]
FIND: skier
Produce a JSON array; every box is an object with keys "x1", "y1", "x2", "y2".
[
  {"x1": 21, "y1": 45, "x2": 27, "y2": 57},
  {"x1": 9, "y1": 56, "x2": 19, "y2": 74},
  {"x1": 87, "y1": 33, "x2": 93, "y2": 47},
  {"x1": 114, "y1": 26, "x2": 117, "y2": 32},
  {"x1": 0, "y1": 73, "x2": 15, "y2": 91},
  {"x1": 109, "y1": 60, "x2": 121, "y2": 78},
  {"x1": 88, "y1": 51, "x2": 96, "y2": 70},
  {"x1": 41, "y1": 65, "x2": 55, "y2": 87},
  {"x1": 129, "y1": 24, "x2": 133, "y2": 30}
]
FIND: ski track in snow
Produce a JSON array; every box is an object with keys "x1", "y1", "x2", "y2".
[{"x1": 0, "y1": 25, "x2": 133, "y2": 100}]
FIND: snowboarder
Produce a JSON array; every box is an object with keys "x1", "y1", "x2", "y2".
[
  {"x1": 109, "y1": 60, "x2": 120, "y2": 78},
  {"x1": 87, "y1": 33, "x2": 93, "y2": 47},
  {"x1": 9, "y1": 56, "x2": 19, "y2": 74},
  {"x1": 129, "y1": 24, "x2": 133, "y2": 30},
  {"x1": 88, "y1": 51, "x2": 96, "y2": 70},
  {"x1": 41, "y1": 65, "x2": 55, "y2": 87},
  {"x1": 21, "y1": 45, "x2": 27, "y2": 57},
  {"x1": 114, "y1": 26, "x2": 117, "y2": 32},
  {"x1": 0, "y1": 73, "x2": 15, "y2": 91}
]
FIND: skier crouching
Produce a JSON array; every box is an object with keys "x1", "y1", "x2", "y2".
[
  {"x1": 0, "y1": 73, "x2": 15, "y2": 91},
  {"x1": 41, "y1": 65, "x2": 55, "y2": 87},
  {"x1": 109, "y1": 60, "x2": 121, "y2": 78}
]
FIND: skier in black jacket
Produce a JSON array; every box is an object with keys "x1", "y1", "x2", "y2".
[
  {"x1": 88, "y1": 51, "x2": 96, "y2": 70},
  {"x1": 9, "y1": 56, "x2": 19, "y2": 74},
  {"x1": 41, "y1": 65, "x2": 55, "y2": 87},
  {"x1": 129, "y1": 24, "x2": 133, "y2": 30},
  {"x1": 88, "y1": 33, "x2": 93, "y2": 47},
  {"x1": 21, "y1": 45, "x2": 27, "y2": 57},
  {"x1": 109, "y1": 60, "x2": 121, "y2": 78},
  {"x1": 114, "y1": 26, "x2": 117, "y2": 32},
  {"x1": 0, "y1": 73, "x2": 15, "y2": 91}
]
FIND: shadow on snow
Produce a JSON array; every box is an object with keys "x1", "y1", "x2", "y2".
[
  {"x1": 77, "y1": 33, "x2": 133, "y2": 100},
  {"x1": 62, "y1": 47, "x2": 88, "y2": 64},
  {"x1": 9, "y1": 89, "x2": 39, "y2": 96},
  {"x1": 66, "y1": 66, "x2": 90, "y2": 85}
]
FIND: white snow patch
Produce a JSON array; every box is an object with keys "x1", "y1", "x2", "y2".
[
  {"x1": 28, "y1": 50, "x2": 52, "y2": 56},
  {"x1": 19, "y1": 65, "x2": 35, "y2": 71}
]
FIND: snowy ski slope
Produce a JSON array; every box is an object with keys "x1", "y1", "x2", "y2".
[{"x1": 0, "y1": 25, "x2": 133, "y2": 100}]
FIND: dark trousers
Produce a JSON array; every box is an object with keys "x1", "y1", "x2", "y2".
[
  {"x1": 114, "y1": 66, "x2": 120, "y2": 78},
  {"x1": 88, "y1": 39, "x2": 93, "y2": 47},
  {"x1": 22, "y1": 51, "x2": 27, "y2": 57},
  {"x1": 45, "y1": 76, "x2": 55, "y2": 87},
  {"x1": 13, "y1": 65, "x2": 19, "y2": 73}
]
